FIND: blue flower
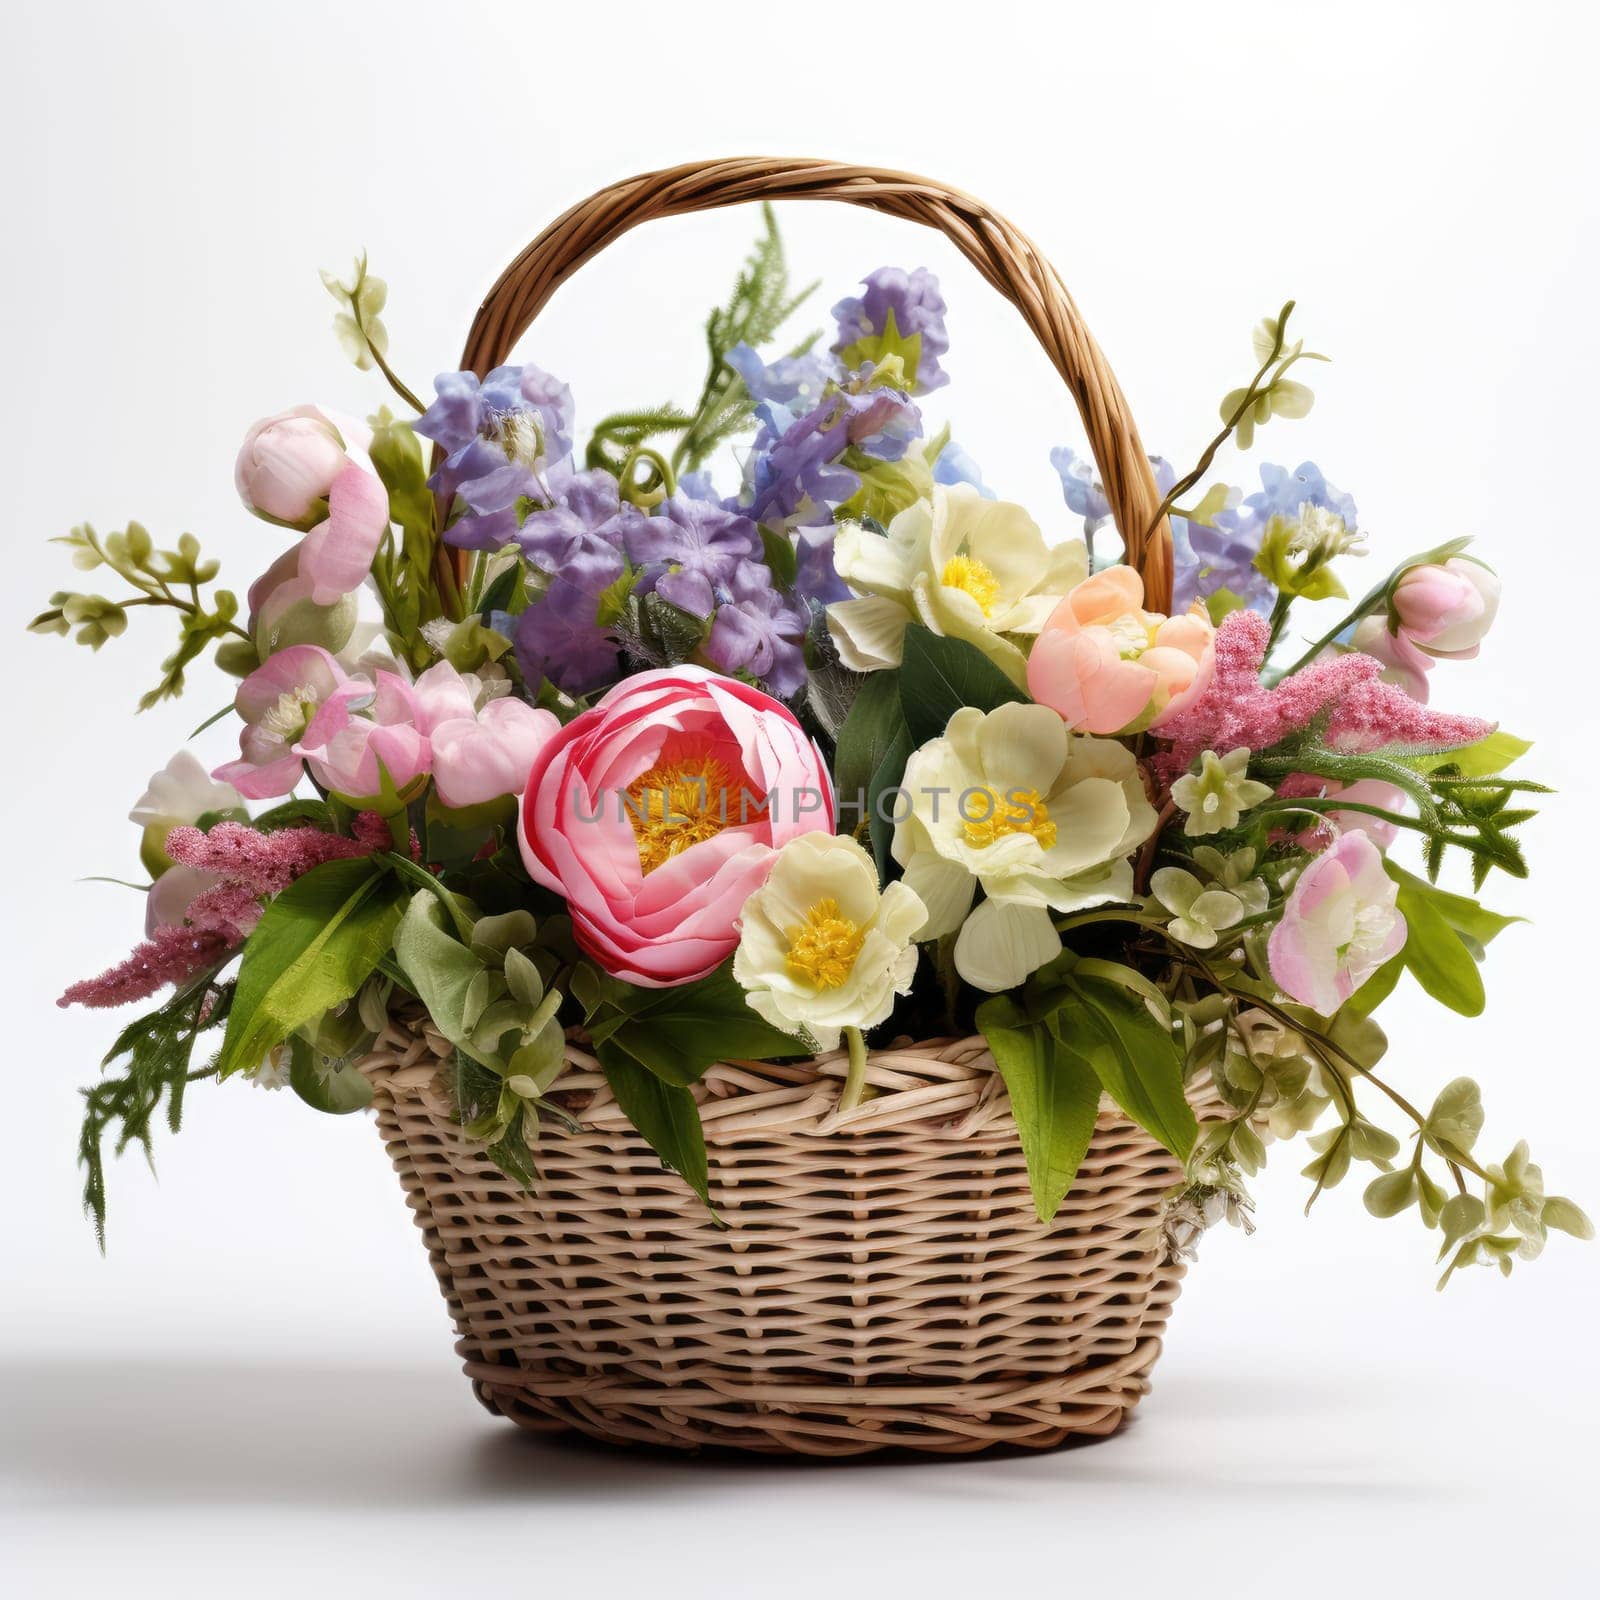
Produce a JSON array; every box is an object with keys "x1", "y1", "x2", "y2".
[
  {"x1": 832, "y1": 267, "x2": 950, "y2": 394},
  {"x1": 1050, "y1": 444, "x2": 1114, "y2": 535},
  {"x1": 933, "y1": 438, "x2": 995, "y2": 499},
  {"x1": 1246, "y1": 461, "x2": 1358, "y2": 529},
  {"x1": 415, "y1": 364, "x2": 575, "y2": 551},
  {"x1": 703, "y1": 559, "x2": 809, "y2": 699}
]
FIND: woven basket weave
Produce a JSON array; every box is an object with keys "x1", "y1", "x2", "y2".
[{"x1": 369, "y1": 158, "x2": 1211, "y2": 1456}]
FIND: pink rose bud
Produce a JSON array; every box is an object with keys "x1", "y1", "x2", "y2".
[
  {"x1": 235, "y1": 405, "x2": 354, "y2": 527},
  {"x1": 1391, "y1": 558, "x2": 1500, "y2": 659}
]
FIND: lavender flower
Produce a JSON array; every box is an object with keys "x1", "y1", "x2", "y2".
[
  {"x1": 832, "y1": 267, "x2": 950, "y2": 394},
  {"x1": 415, "y1": 364, "x2": 575, "y2": 551},
  {"x1": 1246, "y1": 461, "x2": 1358, "y2": 528},
  {"x1": 703, "y1": 559, "x2": 809, "y2": 698}
]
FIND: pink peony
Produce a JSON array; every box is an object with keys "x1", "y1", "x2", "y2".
[
  {"x1": 1392, "y1": 558, "x2": 1500, "y2": 659},
  {"x1": 519, "y1": 665, "x2": 834, "y2": 986},
  {"x1": 215, "y1": 645, "x2": 372, "y2": 800},
  {"x1": 413, "y1": 662, "x2": 560, "y2": 809},
  {"x1": 296, "y1": 671, "x2": 431, "y2": 805},
  {"x1": 1027, "y1": 566, "x2": 1215, "y2": 735},
  {"x1": 1268, "y1": 831, "x2": 1407, "y2": 1014}
]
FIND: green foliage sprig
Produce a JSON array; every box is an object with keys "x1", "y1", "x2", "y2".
[
  {"x1": 28, "y1": 522, "x2": 250, "y2": 709},
  {"x1": 586, "y1": 204, "x2": 818, "y2": 487}
]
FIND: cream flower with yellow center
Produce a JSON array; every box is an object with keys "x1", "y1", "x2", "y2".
[
  {"x1": 891, "y1": 701, "x2": 1157, "y2": 992},
  {"x1": 733, "y1": 833, "x2": 927, "y2": 1051},
  {"x1": 826, "y1": 484, "x2": 1088, "y2": 686}
]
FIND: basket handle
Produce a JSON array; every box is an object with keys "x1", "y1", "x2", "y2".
[{"x1": 456, "y1": 156, "x2": 1174, "y2": 609}]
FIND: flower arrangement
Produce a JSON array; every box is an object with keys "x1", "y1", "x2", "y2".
[{"x1": 36, "y1": 205, "x2": 1589, "y2": 1294}]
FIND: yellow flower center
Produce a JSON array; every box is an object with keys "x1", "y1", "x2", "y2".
[
  {"x1": 963, "y1": 786, "x2": 1058, "y2": 850},
  {"x1": 940, "y1": 553, "x2": 1002, "y2": 616},
  {"x1": 786, "y1": 898, "x2": 865, "y2": 990},
  {"x1": 626, "y1": 756, "x2": 736, "y2": 875}
]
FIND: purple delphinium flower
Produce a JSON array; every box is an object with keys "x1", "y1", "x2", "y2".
[
  {"x1": 703, "y1": 559, "x2": 809, "y2": 699},
  {"x1": 1174, "y1": 462, "x2": 1358, "y2": 616},
  {"x1": 626, "y1": 494, "x2": 761, "y2": 617},
  {"x1": 740, "y1": 380, "x2": 922, "y2": 533},
  {"x1": 725, "y1": 343, "x2": 834, "y2": 413},
  {"x1": 415, "y1": 364, "x2": 575, "y2": 551},
  {"x1": 1051, "y1": 444, "x2": 1115, "y2": 534},
  {"x1": 511, "y1": 469, "x2": 639, "y2": 696},
  {"x1": 832, "y1": 267, "x2": 950, "y2": 394},
  {"x1": 794, "y1": 527, "x2": 849, "y2": 607},
  {"x1": 934, "y1": 439, "x2": 994, "y2": 499}
]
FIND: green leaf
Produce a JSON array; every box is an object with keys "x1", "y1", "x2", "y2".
[
  {"x1": 217, "y1": 859, "x2": 404, "y2": 1079},
  {"x1": 391, "y1": 890, "x2": 500, "y2": 1067},
  {"x1": 1386, "y1": 863, "x2": 1522, "y2": 952},
  {"x1": 287, "y1": 1033, "x2": 374, "y2": 1115},
  {"x1": 1062, "y1": 979, "x2": 1198, "y2": 1160},
  {"x1": 867, "y1": 721, "x2": 914, "y2": 879},
  {"x1": 599, "y1": 1043, "x2": 712, "y2": 1206},
  {"x1": 976, "y1": 994, "x2": 1102, "y2": 1224},
  {"x1": 1392, "y1": 873, "x2": 1486, "y2": 1017},
  {"x1": 832, "y1": 669, "x2": 907, "y2": 844},
  {"x1": 1402, "y1": 731, "x2": 1531, "y2": 778},
  {"x1": 1339, "y1": 952, "x2": 1404, "y2": 1019},
  {"x1": 1364, "y1": 1167, "x2": 1418, "y2": 1218},
  {"x1": 759, "y1": 525, "x2": 799, "y2": 589},
  {"x1": 898, "y1": 623, "x2": 1026, "y2": 746},
  {"x1": 587, "y1": 961, "x2": 800, "y2": 1086}
]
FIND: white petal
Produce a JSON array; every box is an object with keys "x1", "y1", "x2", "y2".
[
  {"x1": 953, "y1": 899, "x2": 1062, "y2": 993},
  {"x1": 827, "y1": 596, "x2": 909, "y2": 672},
  {"x1": 898, "y1": 850, "x2": 975, "y2": 939},
  {"x1": 833, "y1": 522, "x2": 912, "y2": 598}
]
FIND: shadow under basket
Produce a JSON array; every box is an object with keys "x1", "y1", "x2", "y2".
[{"x1": 360, "y1": 1015, "x2": 1221, "y2": 1458}]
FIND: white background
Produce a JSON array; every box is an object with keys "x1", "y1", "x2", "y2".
[{"x1": 4, "y1": 0, "x2": 1597, "y2": 1594}]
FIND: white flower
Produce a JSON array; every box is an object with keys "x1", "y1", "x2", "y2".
[
  {"x1": 244, "y1": 1044, "x2": 292, "y2": 1092},
  {"x1": 733, "y1": 833, "x2": 926, "y2": 1051},
  {"x1": 1170, "y1": 748, "x2": 1275, "y2": 836},
  {"x1": 130, "y1": 751, "x2": 246, "y2": 877},
  {"x1": 826, "y1": 484, "x2": 1087, "y2": 685},
  {"x1": 1151, "y1": 867, "x2": 1245, "y2": 949},
  {"x1": 891, "y1": 701, "x2": 1156, "y2": 992},
  {"x1": 129, "y1": 750, "x2": 245, "y2": 832}
]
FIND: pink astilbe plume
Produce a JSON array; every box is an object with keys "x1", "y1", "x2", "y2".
[
  {"x1": 59, "y1": 820, "x2": 391, "y2": 1010},
  {"x1": 1153, "y1": 610, "x2": 1493, "y2": 783}
]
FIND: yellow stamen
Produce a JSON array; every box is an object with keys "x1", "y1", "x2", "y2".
[
  {"x1": 963, "y1": 786, "x2": 1058, "y2": 850},
  {"x1": 626, "y1": 756, "x2": 736, "y2": 874},
  {"x1": 786, "y1": 898, "x2": 865, "y2": 990},
  {"x1": 940, "y1": 553, "x2": 1002, "y2": 616}
]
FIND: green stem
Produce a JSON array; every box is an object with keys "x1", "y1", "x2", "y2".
[
  {"x1": 119, "y1": 592, "x2": 251, "y2": 641},
  {"x1": 838, "y1": 1026, "x2": 870, "y2": 1113},
  {"x1": 1271, "y1": 594, "x2": 1386, "y2": 682},
  {"x1": 352, "y1": 301, "x2": 425, "y2": 414}
]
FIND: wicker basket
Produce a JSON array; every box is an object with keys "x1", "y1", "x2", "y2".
[{"x1": 367, "y1": 158, "x2": 1207, "y2": 1457}]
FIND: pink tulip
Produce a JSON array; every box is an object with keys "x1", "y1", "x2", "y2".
[
  {"x1": 296, "y1": 671, "x2": 431, "y2": 804},
  {"x1": 1351, "y1": 615, "x2": 1432, "y2": 702},
  {"x1": 413, "y1": 662, "x2": 560, "y2": 809},
  {"x1": 519, "y1": 665, "x2": 834, "y2": 986},
  {"x1": 1268, "y1": 831, "x2": 1407, "y2": 1014},
  {"x1": 1027, "y1": 566, "x2": 1215, "y2": 735},
  {"x1": 215, "y1": 645, "x2": 372, "y2": 800},
  {"x1": 1392, "y1": 558, "x2": 1500, "y2": 659},
  {"x1": 235, "y1": 405, "x2": 356, "y2": 527}
]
